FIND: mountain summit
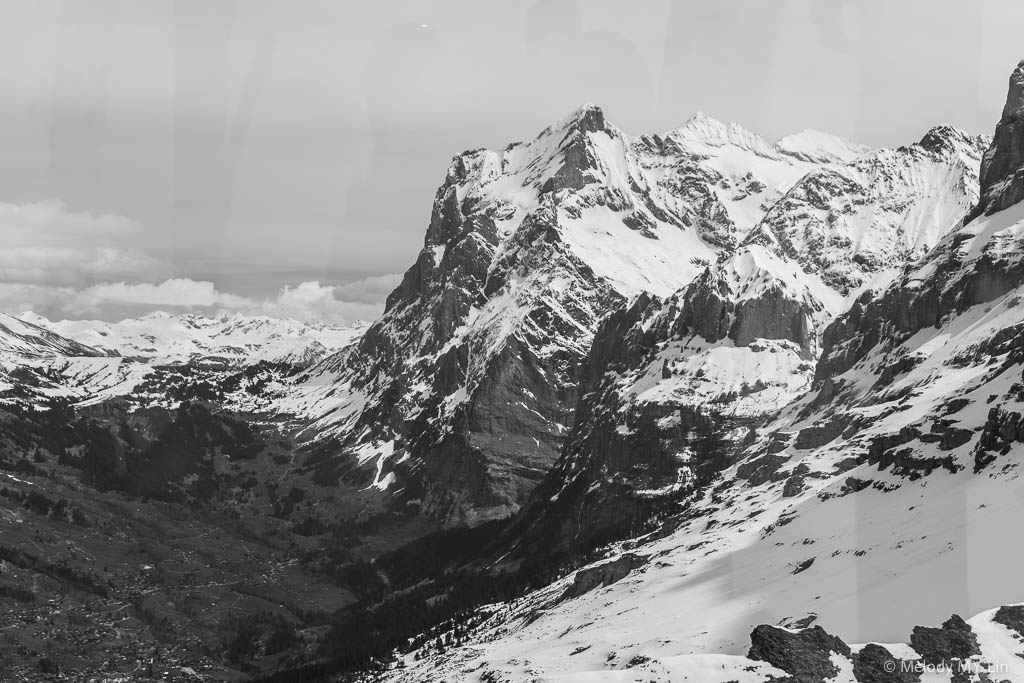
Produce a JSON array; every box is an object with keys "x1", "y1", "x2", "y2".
[
  {"x1": 970, "y1": 59, "x2": 1024, "y2": 220},
  {"x1": 286, "y1": 103, "x2": 985, "y2": 529}
]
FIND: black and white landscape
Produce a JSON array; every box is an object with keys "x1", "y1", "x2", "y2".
[{"x1": 5, "y1": 6, "x2": 1024, "y2": 683}]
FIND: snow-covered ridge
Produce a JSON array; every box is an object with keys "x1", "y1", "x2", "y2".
[
  {"x1": 667, "y1": 114, "x2": 871, "y2": 165},
  {"x1": 716, "y1": 244, "x2": 844, "y2": 314},
  {"x1": 775, "y1": 129, "x2": 871, "y2": 164},
  {"x1": 0, "y1": 312, "x2": 103, "y2": 360},
  {"x1": 667, "y1": 111, "x2": 781, "y2": 158}
]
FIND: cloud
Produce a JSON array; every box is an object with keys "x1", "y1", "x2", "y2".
[
  {"x1": 0, "y1": 196, "x2": 401, "y2": 325},
  {"x1": 333, "y1": 273, "x2": 402, "y2": 303},
  {"x1": 74, "y1": 279, "x2": 250, "y2": 309},
  {"x1": 0, "y1": 283, "x2": 78, "y2": 316},
  {"x1": 1, "y1": 275, "x2": 401, "y2": 325},
  {"x1": 0, "y1": 200, "x2": 170, "y2": 287},
  {"x1": 248, "y1": 280, "x2": 383, "y2": 322}
]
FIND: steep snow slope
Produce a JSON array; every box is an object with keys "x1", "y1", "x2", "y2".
[
  {"x1": 393, "y1": 595, "x2": 1024, "y2": 682},
  {"x1": 0, "y1": 313, "x2": 103, "y2": 360},
  {"x1": 295, "y1": 105, "x2": 982, "y2": 528},
  {"x1": 746, "y1": 125, "x2": 986, "y2": 296}
]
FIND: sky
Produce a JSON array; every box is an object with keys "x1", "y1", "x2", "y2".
[{"x1": 0, "y1": 0, "x2": 1022, "y2": 323}]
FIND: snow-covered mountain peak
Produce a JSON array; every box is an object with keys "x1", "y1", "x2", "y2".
[
  {"x1": 13, "y1": 311, "x2": 54, "y2": 328},
  {"x1": 916, "y1": 123, "x2": 982, "y2": 155},
  {"x1": 775, "y1": 129, "x2": 871, "y2": 164},
  {"x1": 543, "y1": 101, "x2": 609, "y2": 137},
  {"x1": 1002, "y1": 58, "x2": 1024, "y2": 118},
  {"x1": 913, "y1": 125, "x2": 991, "y2": 184},
  {"x1": 669, "y1": 111, "x2": 778, "y2": 157}
]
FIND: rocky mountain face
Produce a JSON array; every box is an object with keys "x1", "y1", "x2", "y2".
[
  {"x1": 374, "y1": 60, "x2": 1024, "y2": 683},
  {"x1": 968, "y1": 60, "x2": 1024, "y2": 221},
  {"x1": 816, "y1": 59, "x2": 1024, "y2": 388},
  {"x1": 298, "y1": 105, "x2": 983, "y2": 530}
]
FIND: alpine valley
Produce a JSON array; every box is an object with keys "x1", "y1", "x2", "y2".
[{"x1": 4, "y1": 60, "x2": 1024, "y2": 683}]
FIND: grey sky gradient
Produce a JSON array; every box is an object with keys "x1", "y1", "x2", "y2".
[{"x1": 0, "y1": 0, "x2": 1022, "y2": 321}]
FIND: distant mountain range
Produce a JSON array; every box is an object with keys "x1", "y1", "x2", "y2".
[{"x1": 14, "y1": 310, "x2": 360, "y2": 367}]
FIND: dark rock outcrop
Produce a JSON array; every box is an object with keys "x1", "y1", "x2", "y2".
[
  {"x1": 782, "y1": 473, "x2": 807, "y2": 498},
  {"x1": 974, "y1": 406, "x2": 1024, "y2": 471},
  {"x1": 852, "y1": 643, "x2": 921, "y2": 683},
  {"x1": 968, "y1": 59, "x2": 1024, "y2": 221},
  {"x1": 668, "y1": 249, "x2": 819, "y2": 355},
  {"x1": 795, "y1": 417, "x2": 849, "y2": 450},
  {"x1": 559, "y1": 553, "x2": 647, "y2": 601},
  {"x1": 909, "y1": 614, "x2": 980, "y2": 666},
  {"x1": 866, "y1": 426, "x2": 960, "y2": 480},
  {"x1": 992, "y1": 604, "x2": 1024, "y2": 637},
  {"x1": 739, "y1": 608, "x2": 1024, "y2": 683},
  {"x1": 747, "y1": 624, "x2": 851, "y2": 683},
  {"x1": 737, "y1": 453, "x2": 791, "y2": 486}
]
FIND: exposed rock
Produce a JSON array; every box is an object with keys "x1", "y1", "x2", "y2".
[
  {"x1": 747, "y1": 624, "x2": 851, "y2": 683},
  {"x1": 738, "y1": 453, "x2": 791, "y2": 486},
  {"x1": 992, "y1": 604, "x2": 1024, "y2": 637},
  {"x1": 791, "y1": 558, "x2": 815, "y2": 575},
  {"x1": 672, "y1": 246, "x2": 824, "y2": 355},
  {"x1": 795, "y1": 417, "x2": 849, "y2": 450},
  {"x1": 918, "y1": 420, "x2": 974, "y2": 452},
  {"x1": 974, "y1": 407, "x2": 1024, "y2": 471},
  {"x1": 969, "y1": 60, "x2": 1024, "y2": 220},
  {"x1": 560, "y1": 553, "x2": 647, "y2": 601},
  {"x1": 782, "y1": 474, "x2": 806, "y2": 498},
  {"x1": 909, "y1": 614, "x2": 980, "y2": 666},
  {"x1": 874, "y1": 354, "x2": 925, "y2": 389},
  {"x1": 853, "y1": 643, "x2": 921, "y2": 683},
  {"x1": 866, "y1": 428, "x2": 919, "y2": 464},
  {"x1": 842, "y1": 477, "x2": 873, "y2": 494},
  {"x1": 768, "y1": 431, "x2": 795, "y2": 454}
]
